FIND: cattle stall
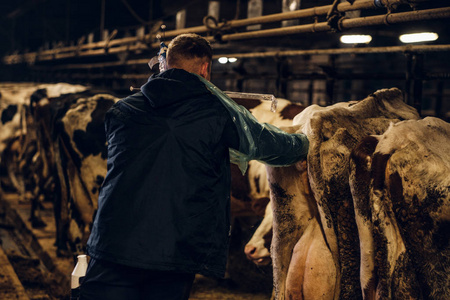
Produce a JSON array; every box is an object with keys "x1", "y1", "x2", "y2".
[{"x1": 0, "y1": 0, "x2": 449, "y2": 299}]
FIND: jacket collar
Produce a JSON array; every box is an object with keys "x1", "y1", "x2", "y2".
[{"x1": 141, "y1": 68, "x2": 211, "y2": 108}]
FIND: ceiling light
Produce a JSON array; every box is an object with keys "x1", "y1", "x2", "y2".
[
  {"x1": 340, "y1": 34, "x2": 372, "y2": 44},
  {"x1": 399, "y1": 32, "x2": 438, "y2": 43},
  {"x1": 218, "y1": 57, "x2": 228, "y2": 64},
  {"x1": 228, "y1": 57, "x2": 237, "y2": 63}
]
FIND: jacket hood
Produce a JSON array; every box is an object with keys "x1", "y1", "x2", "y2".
[{"x1": 141, "y1": 68, "x2": 211, "y2": 108}]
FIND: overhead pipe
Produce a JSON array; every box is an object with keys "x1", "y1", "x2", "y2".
[
  {"x1": 2, "y1": 0, "x2": 407, "y2": 64},
  {"x1": 42, "y1": 5, "x2": 450, "y2": 61},
  {"x1": 165, "y1": 0, "x2": 409, "y2": 37},
  {"x1": 219, "y1": 6, "x2": 450, "y2": 41},
  {"x1": 213, "y1": 44, "x2": 450, "y2": 59},
  {"x1": 93, "y1": 0, "x2": 405, "y2": 42},
  {"x1": 36, "y1": 44, "x2": 450, "y2": 71},
  {"x1": 2, "y1": 1, "x2": 446, "y2": 64},
  {"x1": 45, "y1": 71, "x2": 450, "y2": 81}
]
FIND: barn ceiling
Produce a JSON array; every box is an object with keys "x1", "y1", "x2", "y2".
[{"x1": 1, "y1": 0, "x2": 449, "y2": 58}]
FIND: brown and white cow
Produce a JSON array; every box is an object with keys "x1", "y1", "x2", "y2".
[
  {"x1": 350, "y1": 117, "x2": 450, "y2": 299},
  {"x1": 230, "y1": 97, "x2": 305, "y2": 217},
  {"x1": 227, "y1": 98, "x2": 305, "y2": 265},
  {"x1": 266, "y1": 132, "x2": 336, "y2": 300},
  {"x1": 266, "y1": 88, "x2": 423, "y2": 299},
  {"x1": 244, "y1": 194, "x2": 273, "y2": 265}
]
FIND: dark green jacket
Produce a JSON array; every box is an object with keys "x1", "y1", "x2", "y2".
[{"x1": 86, "y1": 69, "x2": 308, "y2": 278}]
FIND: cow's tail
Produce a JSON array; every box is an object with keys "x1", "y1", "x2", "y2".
[{"x1": 350, "y1": 135, "x2": 379, "y2": 300}]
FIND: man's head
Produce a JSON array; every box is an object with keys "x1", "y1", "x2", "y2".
[{"x1": 166, "y1": 33, "x2": 212, "y2": 80}]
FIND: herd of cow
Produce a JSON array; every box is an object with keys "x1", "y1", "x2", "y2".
[{"x1": 0, "y1": 83, "x2": 448, "y2": 299}]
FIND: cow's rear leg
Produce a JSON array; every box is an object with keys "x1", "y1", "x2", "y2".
[
  {"x1": 30, "y1": 194, "x2": 47, "y2": 228},
  {"x1": 285, "y1": 221, "x2": 336, "y2": 300}
]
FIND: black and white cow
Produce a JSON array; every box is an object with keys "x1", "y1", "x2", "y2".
[
  {"x1": 30, "y1": 87, "x2": 118, "y2": 254},
  {"x1": 0, "y1": 83, "x2": 87, "y2": 207},
  {"x1": 0, "y1": 83, "x2": 40, "y2": 198}
]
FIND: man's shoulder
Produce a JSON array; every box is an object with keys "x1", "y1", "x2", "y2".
[{"x1": 114, "y1": 92, "x2": 151, "y2": 112}]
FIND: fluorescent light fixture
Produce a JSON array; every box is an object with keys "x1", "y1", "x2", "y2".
[
  {"x1": 341, "y1": 34, "x2": 372, "y2": 44},
  {"x1": 218, "y1": 57, "x2": 228, "y2": 64},
  {"x1": 340, "y1": 34, "x2": 372, "y2": 44},
  {"x1": 228, "y1": 57, "x2": 238, "y2": 63},
  {"x1": 399, "y1": 32, "x2": 438, "y2": 43}
]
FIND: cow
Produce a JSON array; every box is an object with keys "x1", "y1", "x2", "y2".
[
  {"x1": 58, "y1": 93, "x2": 119, "y2": 252},
  {"x1": 0, "y1": 83, "x2": 39, "y2": 198},
  {"x1": 223, "y1": 97, "x2": 305, "y2": 288},
  {"x1": 226, "y1": 98, "x2": 305, "y2": 265},
  {"x1": 244, "y1": 188, "x2": 273, "y2": 266},
  {"x1": 266, "y1": 88, "x2": 424, "y2": 299},
  {"x1": 242, "y1": 104, "x2": 358, "y2": 267},
  {"x1": 349, "y1": 117, "x2": 450, "y2": 299},
  {"x1": 29, "y1": 87, "x2": 118, "y2": 255},
  {"x1": 229, "y1": 97, "x2": 305, "y2": 217},
  {"x1": 0, "y1": 83, "x2": 87, "y2": 206}
]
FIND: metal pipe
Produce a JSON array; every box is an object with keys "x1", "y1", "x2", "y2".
[
  {"x1": 162, "y1": 0, "x2": 405, "y2": 37},
  {"x1": 342, "y1": 6, "x2": 450, "y2": 28},
  {"x1": 220, "y1": 7, "x2": 450, "y2": 41},
  {"x1": 3, "y1": 3, "x2": 448, "y2": 64},
  {"x1": 31, "y1": 44, "x2": 450, "y2": 70},
  {"x1": 1, "y1": 0, "x2": 402, "y2": 64},
  {"x1": 212, "y1": 44, "x2": 450, "y2": 60},
  {"x1": 48, "y1": 71, "x2": 450, "y2": 81},
  {"x1": 56, "y1": 0, "x2": 386, "y2": 50}
]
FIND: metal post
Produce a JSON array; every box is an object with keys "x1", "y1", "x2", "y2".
[
  {"x1": 247, "y1": 0, "x2": 263, "y2": 31},
  {"x1": 435, "y1": 81, "x2": 443, "y2": 119},
  {"x1": 66, "y1": 0, "x2": 71, "y2": 44},
  {"x1": 412, "y1": 53, "x2": 423, "y2": 115},
  {"x1": 405, "y1": 53, "x2": 412, "y2": 106},
  {"x1": 176, "y1": 9, "x2": 186, "y2": 30},
  {"x1": 282, "y1": 0, "x2": 301, "y2": 27},
  {"x1": 149, "y1": 0, "x2": 153, "y2": 21},
  {"x1": 325, "y1": 55, "x2": 336, "y2": 105},
  {"x1": 308, "y1": 80, "x2": 314, "y2": 106},
  {"x1": 100, "y1": 0, "x2": 105, "y2": 38},
  {"x1": 276, "y1": 57, "x2": 288, "y2": 98},
  {"x1": 208, "y1": 1, "x2": 220, "y2": 20}
]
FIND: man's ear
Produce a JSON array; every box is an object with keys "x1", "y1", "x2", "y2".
[{"x1": 199, "y1": 62, "x2": 210, "y2": 80}]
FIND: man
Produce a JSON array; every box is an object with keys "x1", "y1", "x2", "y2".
[{"x1": 80, "y1": 33, "x2": 308, "y2": 300}]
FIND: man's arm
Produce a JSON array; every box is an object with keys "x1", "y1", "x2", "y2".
[
  {"x1": 234, "y1": 110, "x2": 309, "y2": 166},
  {"x1": 196, "y1": 74, "x2": 309, "y2": 173}
]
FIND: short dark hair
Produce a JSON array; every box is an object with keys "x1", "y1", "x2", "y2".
[{"x1": 167, "y1": 34, "x2": 212, "y2": 67}]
